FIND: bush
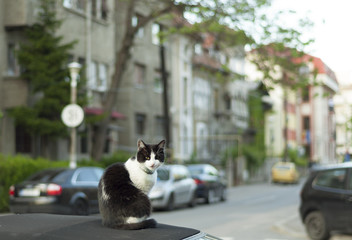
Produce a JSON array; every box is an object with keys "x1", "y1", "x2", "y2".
[
  {"x1": 100, "y1": 151, "x2": 132, "y2": 167},
  {"x1": 287, "y1": 148, "x2": 308, "y2": 167}
]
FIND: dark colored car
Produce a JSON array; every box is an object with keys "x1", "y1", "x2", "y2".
[
  {"x1": 187, "y1": 164, "x2": 227, "y2": 203},
  {"x1": 9, "y1": 167, "x2": 104, "y2": 215},
  {"x1": 0, "y1": 213, "x2": 221, "y2": 240},
  {"x1": 299, "y1": 162, "x2": 352, "y2": 240}
]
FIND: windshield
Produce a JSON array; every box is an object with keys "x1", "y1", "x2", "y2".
[
  {"x1": 157, "y1": 168, "x2": 170, "y2": 181},
  {"x1": 187, "y1": 166, "x2": 204, "y2": 175}
]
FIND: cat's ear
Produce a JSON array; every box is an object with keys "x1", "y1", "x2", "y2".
[
  {"x1": 137, "y1": 139, "x2": 147, "y2": 150},
  {"x1": 157, "y1": 140, "x2": 166, "y2": 149}
]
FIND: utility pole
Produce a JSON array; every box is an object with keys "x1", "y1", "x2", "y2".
[{"x1": 159, "y1": 26, "x2": 171, "y2": 147}]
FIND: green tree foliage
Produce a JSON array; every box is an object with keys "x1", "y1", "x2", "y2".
[
  {"x1": 246, "y1": 90, "x2": 267, "y2": 170},
  {"x1": 10, "y1": 0, "x2": 77, "y2": 138},
  {"x1": 92, "y1": 0, "x2": 313, "y2": 161}
]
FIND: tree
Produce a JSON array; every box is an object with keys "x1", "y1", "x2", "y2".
[
  {"x1": 91, "y1": 0, "x2": 313, "y2": 161},
  {"x1": 10, "y1": 0, "x2": 78, "y2": 158}
]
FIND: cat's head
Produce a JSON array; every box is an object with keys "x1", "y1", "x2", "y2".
[{"x1": 136, "y1": 139, "x2": 165, "y2": 174}]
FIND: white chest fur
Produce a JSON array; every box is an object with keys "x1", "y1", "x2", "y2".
[{"x1": 125, "y1": 159, "x2": 157, "y2": 194}]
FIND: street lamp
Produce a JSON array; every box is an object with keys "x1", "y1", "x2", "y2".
[{"x1": 68, "y1": 62, "x2": 81, "y2": 169}]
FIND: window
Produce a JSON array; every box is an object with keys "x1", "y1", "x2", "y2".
[
  {"x1": 213, "y1": 89, "x2": 219, "y2": 111},
  {"x1": 15, "y1": 125, "x2": 32, "y2": 153},
  {"x1": 98, "y1": 63, "x2": 108, "y2": 91},
  {"x1": 134, "y1": 63, "x2": 146, "y2": 87},
  {"x1": 132, "y1": 15, "x2": 144, "y2": 38},
  {"x1": 80, "y1": 128, "x2": 88, "y2": 154},
  {"x1": 154, "y1": 70, "x2": 163, "y2": 92},
  {"x1": 303, "y1": 117, "x2": 310, "y2": 130},
  {"x1": 78, "y1": 57, "x2": 86, "y2": 79},
  {"x1": 302, "y1": 87, "x2": 310, "y2": 102},
  {"x1": 136, "y1": 113, "x2": 146, "y2": 135},
  {"x1": 183, "y1": 77, "x2": 188, "y2": 106},
  {"x1": 90, "y1": 61, "x2": 97, "y2": 89},
  {"x1": 224, "y1": 94, "x2": 231, "y2": 110},
  {"x1": 194, "y1": 43, "x2": 202, "y2": 55},
  {"x1": 155, "y1": 116, "x2": 165, "y2": 137},
  {"x1": 89, "y1": 61, "x2": 107, "y2": 91},
  {"x1": 313, "y1": 169, "x2": 347, "y2": 190},
  {"x1": 152, "y1": 23, "x2": 161, "y2": 45},
  {"x1": 7, "y1": 43, "x2": 19, "y2": 76},
  {"x1": 63, "y1": 0, "x2": 85, "y2": 12}
]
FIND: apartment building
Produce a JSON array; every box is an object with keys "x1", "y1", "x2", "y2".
[
  {"x1": 254, "y1": 54, "x2": 338, "y2": 164},
  {"x1": 333, "y1": 77, "x2": 352, "y2": 161},
  {"x1": 0, "y1": 0, "x2": 259, "y2": 164},
  {"x1": 0, "y1": 0, "x2": 120, "y2": 159}
]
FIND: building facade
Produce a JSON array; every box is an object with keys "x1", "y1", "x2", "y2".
[
  {"x1": 1, "y1": 0, "x2": 271, "y2": 167},
  {"x1": 253, "y1": 55, "x2": 338, "y2": 164}
]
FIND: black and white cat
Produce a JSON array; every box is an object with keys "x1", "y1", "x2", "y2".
[{"x1": 98, "y1": 139, "x2": 165, "y2": 230}]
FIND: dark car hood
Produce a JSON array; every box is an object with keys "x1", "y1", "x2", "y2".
[{"x1": 0, "y1": 214, "x2": 201, "y2": 240}]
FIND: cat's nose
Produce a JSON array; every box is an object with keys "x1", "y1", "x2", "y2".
[{"x1": 150, "y1": 163, "x2": 155, "y2": 168}]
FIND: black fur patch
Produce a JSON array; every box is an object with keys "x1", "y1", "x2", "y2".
[{"x1": 137, "y1": 140, "x2": 165, "y2": 163}]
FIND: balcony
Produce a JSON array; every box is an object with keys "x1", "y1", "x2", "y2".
[{"x1": 4, "y1": 0, "x2": 37, "y2": 29}]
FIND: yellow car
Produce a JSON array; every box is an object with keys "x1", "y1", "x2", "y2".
[{"x1": 271, "y1": 162, "x2": 299, "y2": 184}]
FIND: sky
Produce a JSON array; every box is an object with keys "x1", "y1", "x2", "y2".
[{"x1": 271, "y1": 0, "x2": 352, "y2": 85}]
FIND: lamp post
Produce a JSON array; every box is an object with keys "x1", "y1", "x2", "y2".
[{"x1": 68, "y1": 62, "x2": 81, "y2": 169}]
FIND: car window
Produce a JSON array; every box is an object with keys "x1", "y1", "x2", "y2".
[
  {"x1": 188, "y1": 166, "x2": 203, "y2": 175},
  {"x1": 52, "y1": 170, "x2": 72, "y2": 183},
  {"x1": 75, "y1": 169, "x2": 99, "y2": 182},
  {"x1": 173, "y1": 166, "x2": 188, "y2": 181},
  {"x1": 313, "y1": 169, "x2": 347, "y2": 190},
  {"x1": 27, "y1": 169, "x2": 65, "y2": 182},
  {"x1": 157, "y1": 168, "x2": 170, "y2": 181},
  {"x1": 206, "y1": 165, "x2": 218, "y2": 176},
  {"x1": 274, "y1": 163, "x2": 293, "y2": 170},
  {"x1": 94, "y1": 168, "x2": 104, "y2": 180}
]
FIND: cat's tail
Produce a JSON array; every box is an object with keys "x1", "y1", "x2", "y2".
[{"x1": 116, "y1": 218, "x2": 157, "y2": 230}]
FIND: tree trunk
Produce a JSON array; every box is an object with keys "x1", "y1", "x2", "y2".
[
  {"x1": 91, "y1": 1, "x2": 136, "y2": 161},
  {"x1": 90, "y1": 1, "x2": 174, "y2": 161}
]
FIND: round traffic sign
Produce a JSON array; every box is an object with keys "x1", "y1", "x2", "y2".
[{"x1": 61, "y1": 104, "x2": 84, "y2": 128}]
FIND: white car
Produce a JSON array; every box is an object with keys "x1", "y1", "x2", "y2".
[{"x1": 149, "y1": 165, "x2": 197, "y2": 211}]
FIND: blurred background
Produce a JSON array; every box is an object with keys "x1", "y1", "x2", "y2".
[{"x1": 1, "y1": 0, "x2": 352, "y2": 239}]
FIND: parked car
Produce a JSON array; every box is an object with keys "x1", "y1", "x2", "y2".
[
  {"x1": 187, "y1": 164, "x2": 227, "y2": 204},
  {"x1": 299, "y1": 162, "x2": 352, "y2": 240},
  {"x1": 9, "y1": 167, "x2": 104, "y2": 215},
  {"x1": 0, "y1": 213, "x2": 221, "y2": 240},
  {"x1": 271, "y1": 161, "x2": 299, "y2": 184},
  {"x1": 149, "y1": 165, "x2": 197, "y2": 211}
]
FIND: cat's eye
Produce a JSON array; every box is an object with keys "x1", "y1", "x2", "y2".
[{"x1": 145, "y1": 156, "x2": 150, "y2": 160}]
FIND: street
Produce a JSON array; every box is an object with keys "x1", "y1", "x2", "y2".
[{"x1": 153, "y1": 181, "x2": 352, "y2": 240}]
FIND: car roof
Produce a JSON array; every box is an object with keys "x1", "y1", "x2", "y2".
[
  {"x1": 311, "y1": 162, "x2": 352, "y2": 172},
  {"x1": 0, "y1": 214, "x2": 202, "y2": 240},
  {"x1": 159, "y1": 164, "x2": 187, "y2": 170},
  {"x1": 25, "y1": 167, "x2": 103, "y2": 182}
]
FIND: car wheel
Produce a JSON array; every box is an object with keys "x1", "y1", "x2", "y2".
[
  {"x1": 304, "y1": 211, "x2": 330, "y2": 240},
  {"x1": 206, "y1": 189, "x2": 215, "y2": 204},
  {"x1": 72, "y1": 199, "x2": 89, "y2": 216},
  {"x1": 220, "y1": 188, "x2": 227, "y2": 202},
  {"x1": 188, "y1": 192, "x2": 197, "y2": 208},
  {"x1": 166, "y1": 194, "x2": 175, "y2": 211}
]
